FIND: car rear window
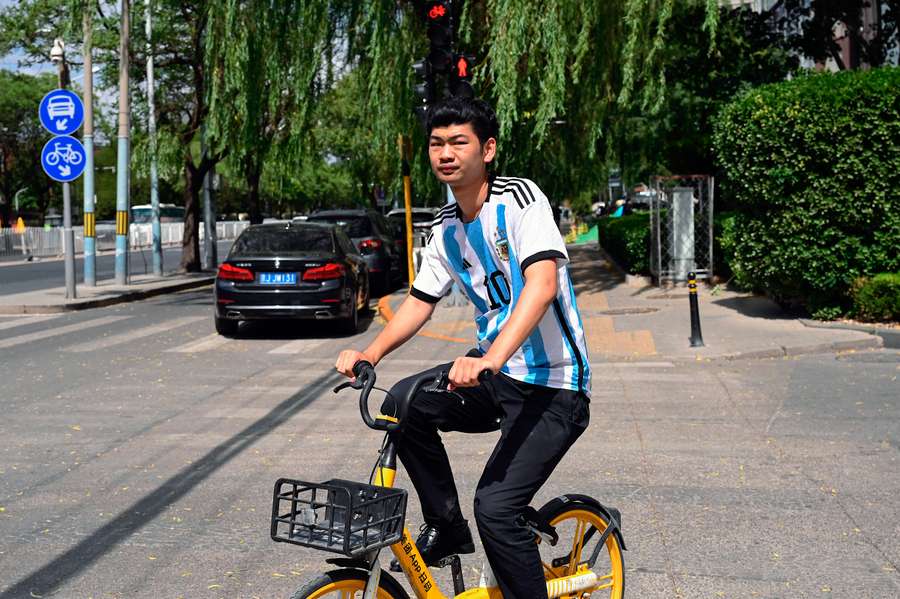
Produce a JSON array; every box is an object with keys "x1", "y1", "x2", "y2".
[
  {"x1": 307, "y1": 215, "x2": 373, "y2": 237},
  {"x1": 231, "y1": 227, "x2": 334, "y2": 256}
]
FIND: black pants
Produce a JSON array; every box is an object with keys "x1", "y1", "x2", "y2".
[{"x1": 385, "y1": 362, "x2": 590, "y2": 598}]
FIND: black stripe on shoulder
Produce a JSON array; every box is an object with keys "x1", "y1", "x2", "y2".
[
  {"x1": 410, "y1": 286, "x2": 442, "y2": 304},
  {"x1": 492, "y1": 180, "x2": 529, "y2": 209},
  {"x1": 499, "y1": 178, "x2": 537, "y2": 207}
]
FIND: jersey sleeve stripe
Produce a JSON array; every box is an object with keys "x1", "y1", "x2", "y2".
[
  {"x1": 493, "y1": 181, "x2": 530, "y2": 209},
  {"x1": 520, "y1": 249, "x2": 566, "y2": 272},
  {"x1": 410, "y1": 286, "x2": 442, "y2": 304}
]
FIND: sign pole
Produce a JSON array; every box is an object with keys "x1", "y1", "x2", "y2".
[
  {"x1": 115, "y1": 0, "x2": 131, "y2": 285},
  {"x1": 62, "y1": 182, "x2": 76, "y2": 298},
  {"x1": 82, "y1": 3, "x2": 96, "y2": 286},
  {"x1": 398, "y1": 134, "x2": 415, "y2": 286}
]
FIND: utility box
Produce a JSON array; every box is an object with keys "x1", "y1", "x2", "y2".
[{"x1": 650, "y1": 175, "x2": 713, "y2": 285}]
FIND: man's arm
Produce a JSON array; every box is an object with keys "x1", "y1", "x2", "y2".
[
  {"x1": 448, "y1": 259, "x2": 558, "y2": 388},
  {"x1": 335, "y1": 295, "x2": 436, "y2": 379}
]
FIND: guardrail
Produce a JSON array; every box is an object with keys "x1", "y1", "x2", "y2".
[{"x1": 0, "y1": 221, "x2": 250, "y2": 259}]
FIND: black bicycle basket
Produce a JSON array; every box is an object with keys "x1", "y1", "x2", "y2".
[{"x1": 270, "y1": 478, "x2": 407, "y2": 557}]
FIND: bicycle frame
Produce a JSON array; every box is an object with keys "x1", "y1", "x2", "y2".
[{"x1": 370, "y1": 435, "x2": 604, "y2": 599}]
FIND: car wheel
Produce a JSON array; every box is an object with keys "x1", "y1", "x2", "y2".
[
  {"x1": 340, "y1": 298, "x2": 359, "y2": 335},
  {"x1": 215, "y1": 315, "x2": 238, "y2": 337}
]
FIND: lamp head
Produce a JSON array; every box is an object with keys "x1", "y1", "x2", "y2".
[{"x1": 50, "y1": 38, "x2": 65, "y2": 64}]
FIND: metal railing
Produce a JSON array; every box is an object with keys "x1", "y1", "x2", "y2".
[{"x1": 0, "y1": 221, "x2": 250, "y2": 259}]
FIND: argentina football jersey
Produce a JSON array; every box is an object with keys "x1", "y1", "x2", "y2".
[{"x1": 410, "y1": 176, "x2": 591, "y2": 396}]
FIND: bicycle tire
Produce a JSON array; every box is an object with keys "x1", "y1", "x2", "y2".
[
  {"x1": 289, "y1": 568, "x2": 410, "y2": 599},
  {"x1": 536, "y1": 499, "x2": 625, "y2": 599}
]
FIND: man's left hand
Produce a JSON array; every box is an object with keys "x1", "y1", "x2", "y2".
[{"x1": 448, "y1": 356, "x2": 498, "y2": 390}]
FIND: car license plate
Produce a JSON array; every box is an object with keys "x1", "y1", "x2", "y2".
[{"x1": 259, "y1": 272, "x2": 297, "y2": 285}]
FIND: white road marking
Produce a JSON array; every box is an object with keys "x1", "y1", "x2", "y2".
[
  {"x1": 63, "y1": 316, "x2": 205, "y2": 352},
  {"x1": 0, "y1": 315, "x2": 61, "y2": 332},
  {"x1": 0, "y1": 315, "x2": 131, "y2": 350},
  {"x1": 268, "y1": 338, "x2": 330, "y2": 355},
  {"x1": 166, "y1": 333, "x2": 231, "y2": 354}
]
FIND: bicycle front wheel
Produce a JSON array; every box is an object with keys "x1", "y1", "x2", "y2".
[
  {"x1": 537, "y1": 499, "x2": 625, "y2": 599},
  {"x1": 289, "y1": 568, "x2": 410, "y2": 599}
]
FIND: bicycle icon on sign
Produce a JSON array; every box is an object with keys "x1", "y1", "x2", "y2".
[{"x1": 45, "y1": 142, "x2": 83, "y2": 167}]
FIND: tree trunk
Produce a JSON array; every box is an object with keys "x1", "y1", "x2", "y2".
[
  {"x1": 247, "y1": 164, "x2": 262, "y2": 224},
  {"x1": 180, "y1": 164, "x2": 204, "y2": 272}
]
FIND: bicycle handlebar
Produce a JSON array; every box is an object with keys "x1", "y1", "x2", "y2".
[{"x1": 333, "y1": 359, "x2": 494, "y2": 433}]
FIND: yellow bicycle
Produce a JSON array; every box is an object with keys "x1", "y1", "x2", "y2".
[{"x1": 271, "y1": 362, "x2": 626, "y2": 598}]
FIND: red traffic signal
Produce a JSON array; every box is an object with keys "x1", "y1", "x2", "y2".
[
  {"x1": 424, "y1": 1, "x2": 450, "y2": 21},
  {"x1": 454, "y1": 54, "x2": 474, "y2": 80}
]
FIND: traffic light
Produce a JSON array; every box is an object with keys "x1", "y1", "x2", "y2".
[
  {"x1": 412, "y1": 57, "x2": 433, "y2": 123},
  {"x1": 448, "y1": 54, "x2": 475, "y2": 98},
  {"x1": 422, "y1": 0, "x2": 454, "y2": 73}
]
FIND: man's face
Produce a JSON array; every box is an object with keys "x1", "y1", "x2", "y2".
[{"x1": 428, "y1": 122, "x2": 496, "y2": 187}]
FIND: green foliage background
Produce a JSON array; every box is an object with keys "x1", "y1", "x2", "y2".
[{"x1": 713, "y1": 67, "x2": 900, "y2": 315}]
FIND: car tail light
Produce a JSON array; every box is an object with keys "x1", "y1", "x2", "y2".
[
  {"x1": 358, "y1": 238, "x2": 382, "y2": 253},
  {"x1": 217, "y1": 263, "x2": 253, "y2": 281},
  {"x1": 303, "y1": 263, "x2": 345, "y2": 281}
]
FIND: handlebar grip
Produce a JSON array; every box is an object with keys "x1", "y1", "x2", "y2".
[
  {"x1": 353, "y1": 360, "x2": 374, "y2": 377},
  {"x1": 478, "y1": 369, "x2": 493, "y2": 383}
]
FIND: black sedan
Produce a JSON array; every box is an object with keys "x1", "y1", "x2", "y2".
[{"x1": 214, "y1": 222, "x2": 369, "y2": 336}]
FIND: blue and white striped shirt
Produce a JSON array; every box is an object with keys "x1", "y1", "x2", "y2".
[{"x1": 411, "y1": 177, "x2": 591, "y2": 396}]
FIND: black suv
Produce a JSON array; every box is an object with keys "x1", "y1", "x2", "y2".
[{"x1": 307, "y1": 209, "x2": 401, "y2": 294}]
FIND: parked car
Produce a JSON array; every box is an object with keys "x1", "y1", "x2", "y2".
[
  {"x1": 387, "y1": 207, "x2": 438, "y2": 234},
  {"x1": 214, "y1": 222, "x2": 369, "y2": 336},
  {"x1": 306, "y1": 209, "x2": 401, "y2": 294}
]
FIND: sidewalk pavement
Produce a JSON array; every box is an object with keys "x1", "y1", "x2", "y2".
[
  {"x1": 378, "y1": 243, "x2": 884, "y2": 362},
  {"x1": 0, "y1": 272, "x2": 215, "y2": 314}
]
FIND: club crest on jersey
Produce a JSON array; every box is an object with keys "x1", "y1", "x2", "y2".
[{"x1": 494, "y1": 227, "x2": 510, "y2": 261}]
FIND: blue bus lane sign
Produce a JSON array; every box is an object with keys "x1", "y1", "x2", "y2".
[
  {"x1": 41, "y1": 135, "x2": 87, "y2": 182},
  {"x1": 39, "y1": 89, "x2": 84, "y2": 136}
]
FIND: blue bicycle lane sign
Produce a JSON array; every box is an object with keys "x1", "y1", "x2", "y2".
[
  {"x1": 41, "y1": 135, "x2": 87, "y2": 182},
  {"x1": 39, "y1": 89, "x2": 84, "y2": 136}
]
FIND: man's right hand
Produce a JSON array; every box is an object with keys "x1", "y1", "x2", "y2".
[{"x1": 335, "y1": 350, "x2": 375, "y2": 381}]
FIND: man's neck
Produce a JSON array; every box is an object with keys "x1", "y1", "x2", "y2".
[{"x1": 450, "y1": 176, "x2": 491, "y2": 222}]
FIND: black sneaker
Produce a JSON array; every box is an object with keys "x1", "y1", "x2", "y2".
[{"x1": 390, "y1": 522, "x2": 475, "y2": 572}]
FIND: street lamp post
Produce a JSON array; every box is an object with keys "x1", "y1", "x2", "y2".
[
  {"x1": 146, "y1": 0, "x2": 162, "y2": 276},
  {"x1": 50, "y1": 38, "x2": 77, "y2": 299},
  {"x1": 115, "y1": 0, "x2": 131, "y2": 285},
  {"x1": 83, "y1": 3, "x2": 97, "y2": 286}
]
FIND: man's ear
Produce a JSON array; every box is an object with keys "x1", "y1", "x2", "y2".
[{"x1": 482, "y1": 137, "x2": 497, "y2": 165}]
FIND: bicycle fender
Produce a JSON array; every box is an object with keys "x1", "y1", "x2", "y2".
[
  {"x1": 539, "y1": 494, "x2": 627, "y2": 551},
  {"x1": 325, "y1": 557, "x2": 370, "y2": 570}
]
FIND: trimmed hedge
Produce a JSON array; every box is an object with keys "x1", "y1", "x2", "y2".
[
  {"x1": 597, "y1": 212, "x2": 651, "y2": 275},
  {"x1": 852, "y1": 273, "x2": 900, "y2": 322},
  {"x1": 713, "y1": 67, "x2": 900, "y2": 316}
]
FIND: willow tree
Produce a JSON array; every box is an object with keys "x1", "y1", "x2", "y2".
[{"x1": 205, "y1": 0, "x2": 718, "y2": 207}]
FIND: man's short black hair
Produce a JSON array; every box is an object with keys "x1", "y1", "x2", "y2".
[{"x1": 426, "y1": 97, "x2": 499, "y2": 146}]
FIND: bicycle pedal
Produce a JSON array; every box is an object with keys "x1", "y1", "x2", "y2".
[{"x1": 434, "y1": 555, "x2": 460, "y2": 569}]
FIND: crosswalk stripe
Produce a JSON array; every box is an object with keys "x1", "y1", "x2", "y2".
[
  {"x1": 166, "y1": 333, "x2": 231, "y2": 354},
  {"x1": 0, "y1": 315, "x2": 61, "y2": 332},
  {"x1": 63, "y1": 316, "x2": 206, "y2": 352},
  {"x1": 268, "y1": 338, "x2": 330, "y2": 355},
  {"x1": 0, "y1": 315, "x2": 131, "y2": 350}
]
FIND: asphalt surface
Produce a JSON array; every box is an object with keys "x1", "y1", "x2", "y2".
[
  {"x1": 0, "y1": 240, "x2": 233, "y2": 296},
  {"x1": 0, "y1": 289, "x2": 898, "y2": 598}
]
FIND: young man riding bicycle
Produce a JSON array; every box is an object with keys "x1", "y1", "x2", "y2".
[{"x1": 335, "y1": 97, "x2": 591, "y2": 599}]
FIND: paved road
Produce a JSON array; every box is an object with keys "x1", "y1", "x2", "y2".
[
  {"x1": 0, "y1": 240, "x2": 233, "y2": 296},
  {"x1": 0, "y1": 292, "x2": 897, "y2": 598}
]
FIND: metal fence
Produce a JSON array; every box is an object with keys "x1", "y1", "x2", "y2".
[
  {"x1": 649, "y1": 175, "x2": 714, "y2": 284},
  {"x1": 0, "y1": 221, "x2": 250, "y2": 259}
]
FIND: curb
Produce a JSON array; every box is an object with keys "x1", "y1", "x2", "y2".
[
  {"x1": 587, "y1": 243, "x2": 654, "y2": 288},
  {"x1": 0, "y1": 276, "x2": 215, "y2": 315},
  {"x1": 799, "y1": 319, "x2": 900, "y2": 349},
  {"x1": 675, "y1": 335, "x2": 884, "y2": 363}
]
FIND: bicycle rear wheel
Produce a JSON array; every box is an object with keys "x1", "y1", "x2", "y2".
[
  {"x1": 536, "y1": 499, "x2": 625, "y2": 599},
  {"x1": 289, "y1": 568, "x2": 409, "y2": 599}
]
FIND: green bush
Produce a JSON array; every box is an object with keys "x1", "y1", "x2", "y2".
[
  {"x1": 852, "y1": 273, "x2": 900, "y2": 322},
  {"x1": 713, "y1": 67, "x2": 900, "y2": 315},
  {"x1": 597, "y1": 212, "x2": 651, "y2": 275}
]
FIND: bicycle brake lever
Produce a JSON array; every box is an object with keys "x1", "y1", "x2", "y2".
[{"x1": 332, "y1": 381, "x2": 353, "y2": 393}]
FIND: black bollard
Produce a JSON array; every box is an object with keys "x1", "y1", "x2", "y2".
[{"x1": 688, "y1": 271, "x2": 705, "y2": 347}]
